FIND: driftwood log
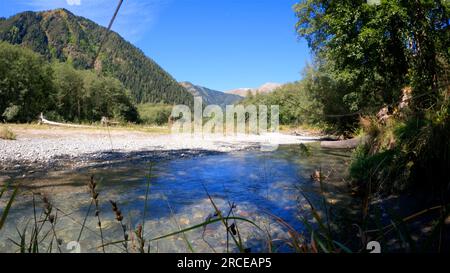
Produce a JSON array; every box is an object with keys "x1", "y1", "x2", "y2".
[
  {"x1": 38, "y1": 113, "x2": 92, "y2": 128},
  {"x1": 320, "y1": 136, "x2": 369, "y2": 149}
]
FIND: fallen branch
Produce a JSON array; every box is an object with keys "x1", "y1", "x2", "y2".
[
  {"x1": 38, "y1": 113, "x2": 93, "y2": 128},
  {"x1": 320, "y1": 136, "x2": 369, "y2": 149}
]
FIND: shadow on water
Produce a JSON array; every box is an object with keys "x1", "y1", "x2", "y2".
[{"x1": 0, "y1": 144, "x2": 354, "y2": 253}]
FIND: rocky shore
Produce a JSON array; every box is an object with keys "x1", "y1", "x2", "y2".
[{"x1": 0, "y1": 127, "x2": 321, "y2": 173}]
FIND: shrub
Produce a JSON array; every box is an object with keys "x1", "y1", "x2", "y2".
[
  {"x1": 2, "y1": 105, "x2": 20, "y2": 122},
  {"x1": 350, "y1": 97, "x2": 450, "y2": 198},
  {"x1": 0, "y1": 126, "x2": 16, "y2": 140}
]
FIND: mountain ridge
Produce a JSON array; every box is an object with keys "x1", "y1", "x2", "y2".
[
  {"x1": 0, "y1": 9, "x2": 193, "y2": 106},
  {"x1": 226, "y1": 82, "x2": 283, "y2": 97},
  {"x1": 179, "y1": 82, "x2": 243, "y2": 107}
]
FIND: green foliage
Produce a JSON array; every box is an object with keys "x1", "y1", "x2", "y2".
[
  {"x1": 137, "y1": 103, "x2": 173, "y2": 125},
  {"x1": 349, "y1": 144, "x2": 400, "y2": 194},
  {"x1": 0, "y1": 9, "x2": 193, "y2": 106},
  {"x1": 301, "y1": 64, "x2": 358, "y2": 133},
  {"x1": 53, "y1": 62, "x2": 84, "y2": 121},
  {"x1": 54, "y1": 63, "x2": 139, "y2": 123},
  {"x1": 296, "y1": 0, "x2": 450, "y2": 195},
  {"x1": 240, "y1": 77, "x2": 323, "y2": 127},
  {"x1": 0, "y1": 42, "x2": 55, "y2": 122},
  {"x1": 350, "y1": 96, "x2": 450, "y2": 196},
  {"x1": 2, "y1": 105, "x2": 20, "y2": 122},
  {"x1": 0, "y1": 42, "x2": 139, "y2": 123},
  {"x1": 240, "y1": 64, "x2": 358, "y2": 133},
  {"x1": 295, "y1": 0, "x2": 450, "y2": 118},
  {"x1": 349, "y1": 115, "x2": 417, "y2": 194},
  {"x1": 404, "y1": 103, "x2": 450, "y2": 194}
]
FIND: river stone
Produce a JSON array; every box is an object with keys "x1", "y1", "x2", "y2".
[{"x1": 193, "y1": 212, "x2": 204, "y2": 219}]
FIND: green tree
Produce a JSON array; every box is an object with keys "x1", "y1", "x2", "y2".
[
  {"x1": 0, "y1": 42, "x2": 55, "y2": 122},
  {"x1": 295, "y1": 0, "x2": 450, "y2": 112},
  {"x1": 53, "y1": 62, "x2": 84, "y2": 121},
  {"x1": 240, "y1": 71, "x2": 323, "y2": 127}
]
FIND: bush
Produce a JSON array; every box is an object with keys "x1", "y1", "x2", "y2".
[
  {"x1": 2, "y1": 105, "x2": 20, "y2": 122},
  {"x1": 349, "y1": 144, "x2": 401, "y2": 195},
  {"x1": 350, "y1": 97, "x2": 450, "y2": 198},
  {"x1": 407, "y1": 103, "x2": 450, "y2": 195},
  {"x1": 0, "y1": 126, "x2": 16, "y2": 140}
]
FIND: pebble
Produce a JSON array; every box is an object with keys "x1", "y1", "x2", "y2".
[
  {"x1": 179, "y1": 218, "x2": 190, "y2": 226},
  {"x1": 193, "y1": 212, "x2": 204, "y2": 219}
]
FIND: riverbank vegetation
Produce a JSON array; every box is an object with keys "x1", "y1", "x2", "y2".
[
  {"x1": 0, "y1": 41, "x2": 184, "y2": 127},
  {"x1": 244, "y1": 1, "x2": 450, "y2": 198},
  {"x1": 239, "y1": 0, "x2": 450, "y2": 251},
  {"x1": 294, "y1": 0, "x2": 449, "y2": 200},
  {"x1": 0, "y1": 126, "x2": 15, "y2": 140},
  {"x1": 305, "y1": 0, "x2": 450, "y2": 251},
  {"x1": 0, "y1": 42, "x2": 139, "y2": 124},
  {"x1": 137, "y1": 103, "x2": 173, "y2": 126}
]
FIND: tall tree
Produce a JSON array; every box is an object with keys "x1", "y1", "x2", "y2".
[
  {"x1": 295, "y1": 0, "x2": 450, "y2": 111},
  {"x1": 0, "y1": 42, "x2": 55, "y2": 122}
]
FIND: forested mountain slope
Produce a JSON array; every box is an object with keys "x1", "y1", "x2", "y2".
[{"x1": 0, "y1": 9, "x2": 193, "y2": 105}]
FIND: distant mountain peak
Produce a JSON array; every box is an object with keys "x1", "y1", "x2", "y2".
[
  {"x1": 225, "y1": 82, "x2": 283, "y2": 97},
  {"x1": 180, "y1": 82, "x2": 243, "y2": 107},
  {"x1": 47, "y1": 8, "x2": 72, "y2": 14}
]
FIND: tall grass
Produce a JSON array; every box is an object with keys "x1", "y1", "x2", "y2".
[
  {"x1": 0, "y1": 183, "x2": 18, "y2": 231},
  {"x1": 350, "y1": 93, "x2": 450, "y2": 198},
  {"x1": 7, "y1": 193, "x2": 63, "y2": 253}
]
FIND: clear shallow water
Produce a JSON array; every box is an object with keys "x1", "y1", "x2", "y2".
[{"x1": 0, "y1": 144, "x2": 352, "y2": 253}]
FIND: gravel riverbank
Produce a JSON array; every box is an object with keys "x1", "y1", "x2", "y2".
[{"x1": 0, "y1": 127, "x2": 322, "y2": 173}]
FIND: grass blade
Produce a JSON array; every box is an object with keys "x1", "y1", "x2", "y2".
[
  {"x1": 0, "y1": 186, "x2": 18, "y2": 230},
  {"x1": 97, "y1": 216, "x2": 261, "y2": 249}
]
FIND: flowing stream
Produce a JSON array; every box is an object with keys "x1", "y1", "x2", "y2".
[{"x1": 0, "y1": 144, "x2": 353, "y2": 253}]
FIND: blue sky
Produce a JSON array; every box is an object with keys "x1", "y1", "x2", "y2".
[{"x1": 0, "y1": 0, "x2": 311, "y2": 91}]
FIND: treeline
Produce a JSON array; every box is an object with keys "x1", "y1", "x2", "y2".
[
  {"x1": 0, "y1": 42, "x2": 138, "y2": 123},
  {"x1": 240, "y1": 64, "x2": 352, "y2": 132},
  {"x1": 247, "y1": 1, "x2": 449, "y2": 133}
]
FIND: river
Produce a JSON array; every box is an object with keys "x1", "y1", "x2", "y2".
[{"x1": 0, "y1": 144, "x2": 353, "y2": 253}]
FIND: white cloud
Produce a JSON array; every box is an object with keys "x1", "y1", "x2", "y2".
[{"x1": 66, "y1": 0, "x2": 81, "y2": 6}]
